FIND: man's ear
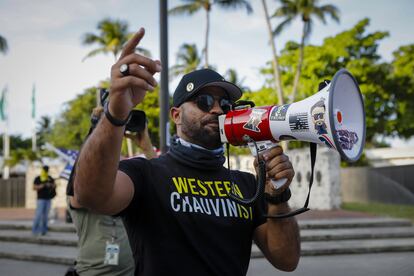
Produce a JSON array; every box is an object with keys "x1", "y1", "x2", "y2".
[{"x1": 170, "y1": 107, "x2": 181, "y2": 125}]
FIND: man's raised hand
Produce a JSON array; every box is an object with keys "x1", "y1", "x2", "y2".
[{"x1": 109, "y1": 28, "x2": 162, "y2": 120}]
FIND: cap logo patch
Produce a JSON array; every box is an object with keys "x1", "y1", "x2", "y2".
[{"x1": 186, "y1": 82, "x2": 194, "y2": 92}]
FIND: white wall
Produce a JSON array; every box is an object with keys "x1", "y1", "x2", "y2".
[{"x1": 228, "y1": 146, "x2": 342, "y2": 210}]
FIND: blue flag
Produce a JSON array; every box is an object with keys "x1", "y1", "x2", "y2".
[{"x1": 56, "y1": 148, "x2": 78, "y2": 180}]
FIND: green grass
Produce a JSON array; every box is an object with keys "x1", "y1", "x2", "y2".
[{"x1": 342, "y1": 202, "x2": 414, "y2": 222}]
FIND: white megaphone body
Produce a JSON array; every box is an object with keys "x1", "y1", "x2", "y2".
[{"x1": 219, "y1": 69, "x2": 366, "y2": 189}]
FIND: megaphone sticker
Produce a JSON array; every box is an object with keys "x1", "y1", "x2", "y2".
[
  {"x1": 310, "y1": 98, "x2": 328, "y2": 135},
  {"x1": 243, "y1": 108, "x2": 267, "y2": 132},
  {"x1": 319, "y1": 134, "x2": 336, "y2": 149},
  {"x1": 269, "y1": 104, "x2": 290, "y2": 121},
  {"x1": 337, "y1": 129, "x2": 359, "y2": 150},
  {"x1": 289, "y1": 113, "x2": 309, "y2": 132}
]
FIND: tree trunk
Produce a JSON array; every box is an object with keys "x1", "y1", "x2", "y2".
[
  {"x1": 204, "y1": 10, "x2": 210, "y2": 68},
  {"x1": 127, "y1": 138, "x2": 133, "y2": 157},
  {"x1": 291, "y1": 23, "x2": 307, "y2": 102},
  {"x1": 261, "y1": 0, "x2": 284, "y2": 105}
]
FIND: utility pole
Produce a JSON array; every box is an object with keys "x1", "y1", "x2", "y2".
[{"x1": 159, "y1": 0, "x2": 169, "y2": 153}]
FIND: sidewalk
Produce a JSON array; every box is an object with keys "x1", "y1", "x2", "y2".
[
  {"x1": 0, "y1": 207, "x2": 376, "y2": 221},
  {"x1": 0, "y1": 208, "x2": 67, "y2": 221}
]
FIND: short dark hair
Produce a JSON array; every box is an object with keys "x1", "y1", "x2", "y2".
[
  {"x1": 42, "y1": 165, "x2": 49, "y2": 172},
  {"x1": 311, "y1": 99, "x2": 326, "y2": 113}
]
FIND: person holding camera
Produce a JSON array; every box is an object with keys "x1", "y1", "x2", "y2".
[
  {"x1": 73, "y1": 28, "x2": 300, "y2": 276},
  {"x1": 32, "y1": 165, "x2": 56, "y2": 236},
  {"x1": 66, "y1": 106, "x2": 155, "y2": 276}
]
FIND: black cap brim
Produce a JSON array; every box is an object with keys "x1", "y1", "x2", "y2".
[{"x1": 201, "y1": 81, "x2": 242, "y2": 102}]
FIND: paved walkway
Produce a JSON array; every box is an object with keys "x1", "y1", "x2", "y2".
[
  {"x1": 247, "y1": 252, "x2": 414, "y2": 276},
  {"x1": 1, "y1": 252, "x2": 413, "y2": 276}
]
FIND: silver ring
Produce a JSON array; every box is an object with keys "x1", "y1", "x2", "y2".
[{"x1": 120, "y1": 64, "x2": 130, "y2": 76}]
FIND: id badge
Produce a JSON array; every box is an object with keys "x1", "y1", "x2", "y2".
[{"x1": 104, "y1": 241, "x2": 120, "y2": 265}]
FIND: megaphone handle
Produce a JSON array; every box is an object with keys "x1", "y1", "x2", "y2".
[
  {"x1": 271, "y1": 178, "x2": 288, "y2": 189},
  {"x1": 248, "y1": 140, "x2": 288, "y2": 190}
]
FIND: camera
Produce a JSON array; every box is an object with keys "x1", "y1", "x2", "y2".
[{"x1": 98, "y1": 88, "x2": 147, "y2": 133}]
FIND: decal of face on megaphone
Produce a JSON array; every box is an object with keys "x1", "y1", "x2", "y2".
[{"x1": 219, "y1": 68, "x2": 366, "y2": 170}]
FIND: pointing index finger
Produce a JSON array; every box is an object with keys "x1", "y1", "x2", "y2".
[{"x1": 119, "y1": 28, "x2": 145, "y2": 60}]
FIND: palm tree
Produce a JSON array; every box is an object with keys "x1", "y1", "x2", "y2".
[
  {"x1": 81, "y1": 18, "x2": 151, "y2": 157},
  {"x1": 169, "y1": 0, "x2": 253, "y2": 68},
  {"x1": 81, "y1": 18, "x2": 151, "y2": 62},
  {"x1": 36, "y1": 115, "x2": 52, "y2": 147},
  {"x1": 0, "y1": 34, "x2": 8, "y2": 54},
  {"x1": 170, "y1": 43, "x2": 202, "y2": 79},
  {"x1": 272, "y1": 0, "x2": 339, "y2": 101},
  {"x1": 261, "y1": 0, "x2": 284, "y2": 105},
  {"x1": 225, "y1": 68, "x2": 249, "y2": 92}
]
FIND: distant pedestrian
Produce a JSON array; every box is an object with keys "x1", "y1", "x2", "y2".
[{"x1": 32, "y1": 165, "x2": 56, "y2": 236}]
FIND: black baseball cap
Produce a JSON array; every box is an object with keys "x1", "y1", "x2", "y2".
[{"x1": 172, "y1": 69, "x2": 243, "y2": 107}]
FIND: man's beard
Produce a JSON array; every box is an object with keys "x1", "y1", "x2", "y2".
[{"x1": 180, "y1": 112, "x2": 222, "y2": 149}]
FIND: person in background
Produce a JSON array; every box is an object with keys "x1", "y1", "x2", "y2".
[
  {"x1": 66, "y1": 106, "x2": 156, "y2": 276},
  {"x1": 32, "y1": 165, "x2": 56, "y2": 236}
]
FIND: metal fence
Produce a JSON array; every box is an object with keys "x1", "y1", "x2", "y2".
[{"x1": 0, "y1": 177, "x2": 26, "y2": 207}]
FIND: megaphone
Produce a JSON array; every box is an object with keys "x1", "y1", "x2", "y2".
[{"x1": 219, "y1": 69, "x2": 366, "y2": 163}]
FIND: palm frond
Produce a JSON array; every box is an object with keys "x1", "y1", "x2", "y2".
[
  {"x1": 81, "y1": 18, "x2": 131, "y2": 60},
  {"x1": 272, "y1": 17, "x2": 294, "y2": 36},
  {"x1": 169, "y1": 3, "x2": 203, "y2": 15},
  {"x1": 0, "y1": 35, "x2": 8, "y2": 54},
  {"x1": 82, "y1": 48, "x2": 106, "y2": 62},
  {"x1": 214, "y1": 0, "x2": 253, "y2": 14},
  {"x1": 320, "y1": 4, "x2": 340, "y2": 22}
]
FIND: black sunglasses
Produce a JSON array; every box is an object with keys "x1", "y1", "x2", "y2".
[{"x1": 192, "y1": 94, "x2": 232, "y2": 114}]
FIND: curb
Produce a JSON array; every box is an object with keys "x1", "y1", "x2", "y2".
[{"x1": 0, "y1": 252, "x2": 74, "y2": 266}]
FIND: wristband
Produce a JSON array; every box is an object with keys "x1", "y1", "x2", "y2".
[
  {"x1": 264, "y1": 188, "x2": 291, "y2": 205},
  {"x1": 103, "y1": 101, "x2": 131, "y2": 127}
]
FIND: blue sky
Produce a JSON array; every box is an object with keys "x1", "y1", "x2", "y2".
[{"x1": 0, "y1": 0, "x2": 413, "y2": 146}]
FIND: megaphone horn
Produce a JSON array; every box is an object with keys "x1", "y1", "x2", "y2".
[{"x1": 219, "y1": 69, "x2": 366, "y2": 162}]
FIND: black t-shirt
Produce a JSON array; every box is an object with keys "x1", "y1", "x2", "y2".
[
  {"x1": 118, "y1": 152, "x2": 266, "y2": 276},
  {"x1": 34, "y1": 176, "x2": 55, "y2": 199}
]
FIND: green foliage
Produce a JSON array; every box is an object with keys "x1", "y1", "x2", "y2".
[
  {"x1": 0, "y1": 135, "x2": 31, "y2": 151},
  {"x1": 6, "y1": 148, "x2": 38, "y2": 167},
  {"x1": 0, "y1": 135, "x2": 39, "y2": 166},
  {"x1": 134, "y1": 87, "x2": 163, "y2": 147},
  {"x1": 390, "y1": 45, "x2": 414, "y2": 139},
  {"x1": 45, "y1": 83, "x2": 168, "y2": 152},
  {"x1": 260, "y1": 18, "x2": 414, "y2": 146},
  {"x1": 36, "y1": 115, "x2": 52, "y2": 147},
  {"x1": 48, "y1": 87, "x2": 97, "y2": 149},
  {"x1": 342, "y1": 202, "x2": 414, "y2": 222},
  {"x1": 240, "y1": 86, "x2": 276, "y2": 106}
]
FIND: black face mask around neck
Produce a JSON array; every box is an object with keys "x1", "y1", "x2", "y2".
[{"x1": 168, "y1": 136, "x2": 225, "y2": 170}]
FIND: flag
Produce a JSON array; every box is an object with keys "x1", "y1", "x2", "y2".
[
  {"x1": 31, "y1": 84, "x2": 36, "y2": 119},
  {"x1": 42, "y1": 143, "x2": 79, "y2": 180},
  {"x1": 57, "y1": 147, "x2": 79, "y2": 164},
  {"x1": 57, "y1": 148, "x2": 78, "y2": 180},
  {"x1": 60, "y1": 162, "x2": 74, "y2": 180},
  {"x1": 43, "y1": 143, "x2": 78, "y2": 164},
  {"x1": 0, "y1": 86, "x2": 7, "y2": 122}
]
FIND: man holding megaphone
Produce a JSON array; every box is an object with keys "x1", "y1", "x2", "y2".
[{"x1": 73, "y1": 28, "x2": 300, "y2": 275}]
